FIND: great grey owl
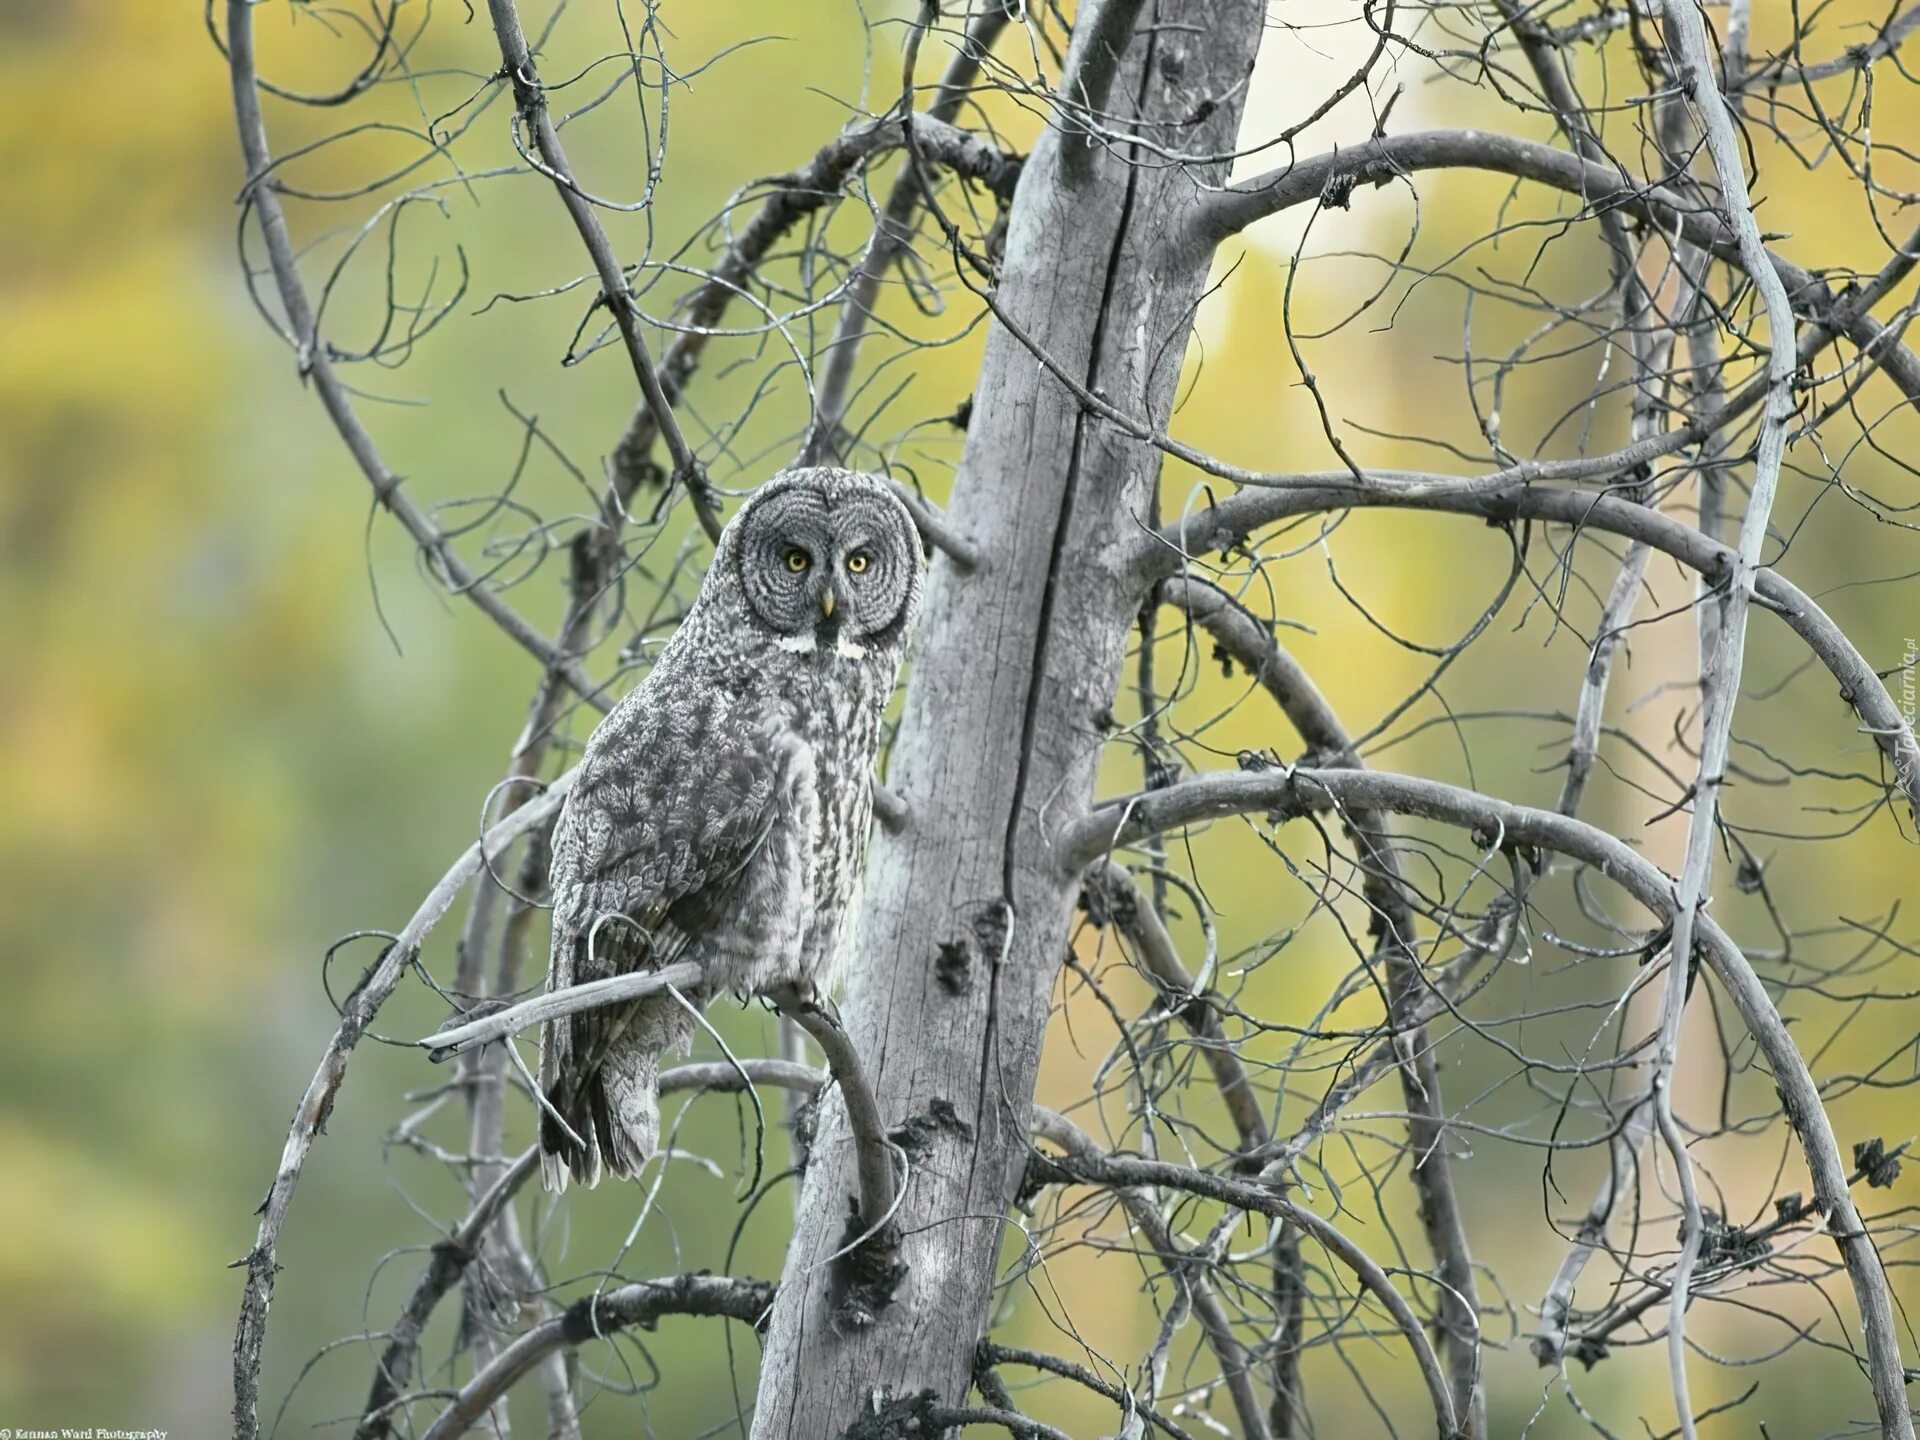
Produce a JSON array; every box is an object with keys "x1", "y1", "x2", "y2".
[{"x1": 537, "y1": 467, "x2": 923, "y2": 1190}]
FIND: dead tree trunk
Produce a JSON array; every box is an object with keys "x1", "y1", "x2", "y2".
[{"x1": 752, "y1": 3, "x2": 1269, "y2": 1431}]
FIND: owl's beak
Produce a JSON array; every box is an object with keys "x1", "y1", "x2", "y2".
[{"x1": 820, "y1": 589, "x2": 837, "y2": 619}]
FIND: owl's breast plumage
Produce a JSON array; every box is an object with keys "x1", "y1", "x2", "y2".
[
  {"x1": 800, "y1": 664, "x2": 887, "y2": 975},
  {"x1": 667, "y1": 644, "x2": 892, "y2": 999},
  {"x1": 780, "y1": 652, "x2": 889, "y2": 982}
]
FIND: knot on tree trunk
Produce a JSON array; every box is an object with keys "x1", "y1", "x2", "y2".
[{"x1": 831, "y1": 1195, "x2": 906, "y2": 1332}]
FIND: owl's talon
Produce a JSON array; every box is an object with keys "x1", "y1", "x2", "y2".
[{"x1": 766, "y1": 979, "x2": 820, "y2": 1015}]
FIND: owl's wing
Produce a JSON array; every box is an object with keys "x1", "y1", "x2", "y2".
[{"x1": 538, "y1": 690, "x2": 797, "y2": 1183}]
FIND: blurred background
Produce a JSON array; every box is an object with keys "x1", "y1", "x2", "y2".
[{"x1": 1, "y1": 2, "x2": 1915, "y2": 1436}]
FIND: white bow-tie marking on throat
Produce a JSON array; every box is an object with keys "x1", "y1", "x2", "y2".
[{"x1": 777, "y1": 633, "x2": 868, "y2": 659}]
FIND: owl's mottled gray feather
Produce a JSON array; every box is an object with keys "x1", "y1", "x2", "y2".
[{"x1": 538, "y1": 468, "x2": 921, "y2": 1190}]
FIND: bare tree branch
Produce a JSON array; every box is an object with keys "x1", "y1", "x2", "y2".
[
  {"x1": 809, "y1": 7, "x2": 1014, "y2": 460},
  {"x1": 1062, "y1": 764, "x2": 1917, "y2": 1436},
  {"x1": 1162, "y1": 573, "x2": 1486, "y2": 1433},
  {"x1": 223, "y1": 0, "x2": 602, "y2": 707},
  {"x1": 418, "y1": 962, "x2": 705, "y2": 1062},
  {"x1": 610, "y1": 112, "x2": 1020, "y2": 498},
  {"x1": 1030, "y1": 1107, "x2": 1274, "y2": 1440},
  {"x1": 230, "y1": 765, "x2": 573, "y2": 1440},
  {"x1": 1644, "y1": 8, "x2": 1812, "y2": 1431},
  {"x1": 1197, "y1": 129, "x2": 1920, "y2": 403},
  {"x1": 222, "y1": 6, "x2": 1920, "y2": 1434},
  {"x1": 1146, "y1": 485, "x2": 1920, "y2": 819},
  {"x1": 480, "y1": 0, "x2": 719, "y2": 540},
  {"x1": 1026, "y1": 1120, "x2": 1461, "y2": 1440},
  {"x1": 416, "y1": 1274, "x2": 774, "y2": 1440},
  {"x1": 770, "y1": 985, "x2": 902, "y2": 1253}
]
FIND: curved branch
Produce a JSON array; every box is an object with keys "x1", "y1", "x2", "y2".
[
  {"x1": 224, "y1": 0, "x2": 602, "y2": 709},
  {"x1": 228, "y1": 764, "x2": 574, "y2": 1440},
  {"x1": 417, "y1": 1274, "x2": 775, "y2": 1440},
  {"x1": 771, "y1": 986, "x2": 900, "y2": 1242},
  {"x1": 659, "y1": 1056, "x2": 822, "y2": 1096},
  {"x1": 1194, "y1": 128, "x2": 1920, "y2": 403},
  {"x1": 482, "y1": 0, "x2": 718, "y2": 539},
  {"x1": 206, "y1": 0, "x2": 401, "y2": 107},
  {"x1": 609, "y1": 111, "x2": 1020, "y2": 498},
  {"x1": 1161, "y1": 575, "x2": 1485, "y2": 1432},
  {"x1": 1142, "y1": 486, "x2": 1920, "y2": 819},
  {"x1": 1059, "y1": 766, "x2": 1916, "y2": 1438},
  {"x1": 1025, "y1": 1127, "x2": 1460, "y2": 1440}
]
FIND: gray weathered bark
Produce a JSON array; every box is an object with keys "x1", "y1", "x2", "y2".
[{"x1": 751, "y1": 3, "x2": 1269, "y2": 1431}]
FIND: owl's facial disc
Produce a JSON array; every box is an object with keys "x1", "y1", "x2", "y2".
[{"x1": 734, "y1": 478, "x2": 916, "y2": 649}]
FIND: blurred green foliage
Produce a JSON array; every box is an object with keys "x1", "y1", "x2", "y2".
[{"x1": 0, "y1": 3, "x2": 1915, "y2": 1436}]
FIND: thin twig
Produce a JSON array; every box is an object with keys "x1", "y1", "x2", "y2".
[
  {"x1": 1031, "y1": 1108, "x2": 1274, "y2": 1440},
  {"x1": 1648, "y1": 8, "x2": 1807, "y2": 1431},
  {"x1": 228, "y1": 765, "x2": 572, "y2": 1440},
  {"x1": 482, "y1": 0, "x2": 719, "y2": 540},
  {"x1": 416, "y1": 1275, "x2": 774, "y2": 1440},
  {"x1": 1141, "y1": 485, "x2": 1920, "y2": 820},
  {"x1": 1061, "y1": 765, "x2": 1917, "y2": 1438},
  {"x1": 609, "y1": 112, "x2": 1019, "y2": 499},
  {"x1": 809, "y1": 6, "x2": 1012, "y2": 460},
  {"x1": 1195, "y1": 130, "x2": 1920, "y2": 404},
  {"x1": 223, "y1": 0, "x2": 602, "y2": 710},
  {"x1": 1161, "y1": 574, "x2": 1486, "y2": 1432},
  {"x1": 1027, "y1": 1125, "x2": 1459, "y2": 1440}
]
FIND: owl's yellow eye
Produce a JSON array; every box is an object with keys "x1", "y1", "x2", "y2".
[
  {"x1": 784, "y1": 548, "x2": 810, "y2": 573},
  {"x1": 845, "y1": 551, "x2": 870, "y2": 575}
]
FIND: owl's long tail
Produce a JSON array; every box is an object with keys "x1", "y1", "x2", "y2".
[{"x1": 539, "y1": 992, "x2": 694, "y2": 1191}]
